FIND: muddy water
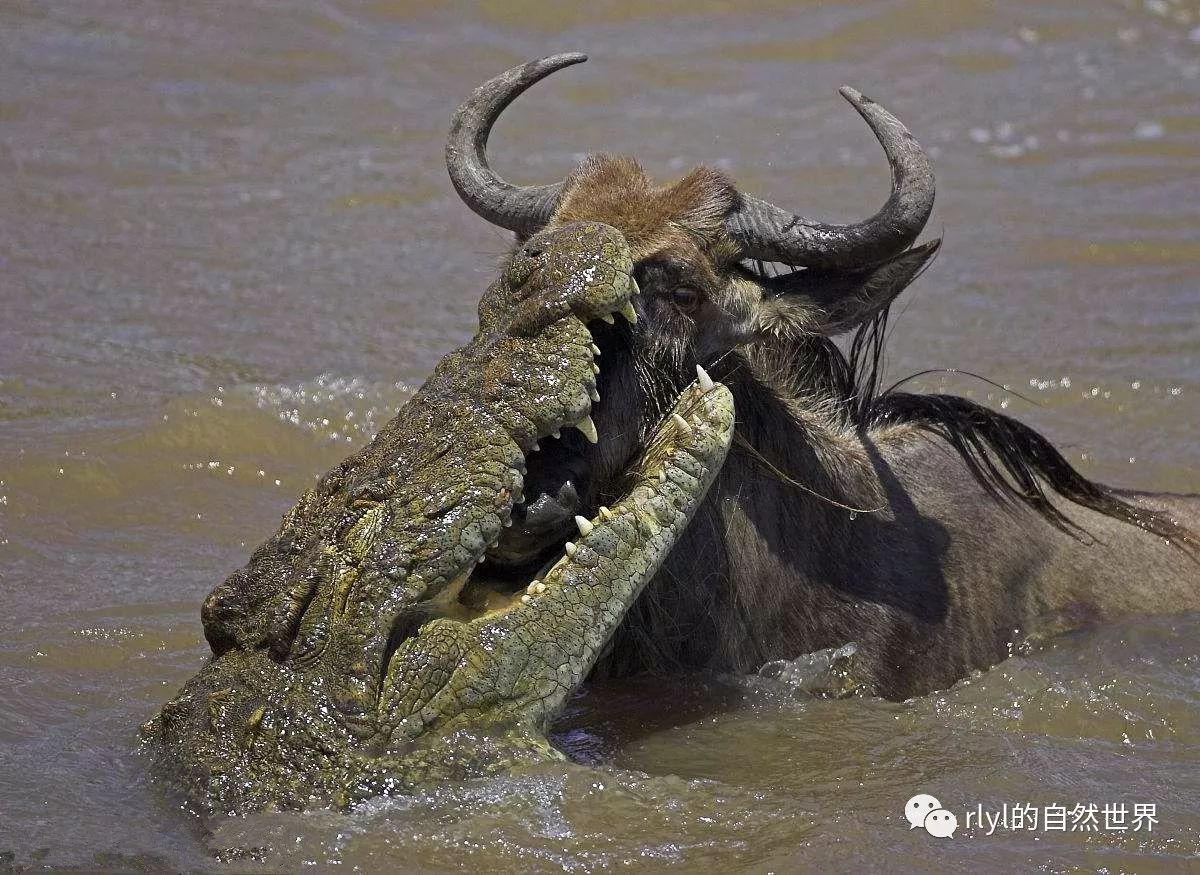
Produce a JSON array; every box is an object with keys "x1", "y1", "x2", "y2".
[{"x1": 1, "y1": 1, "x2": 1198, "y2": 871}]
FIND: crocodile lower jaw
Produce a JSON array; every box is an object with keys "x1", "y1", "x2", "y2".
[{"x1": 401, "y1": 364, "x2": 724, "y2": 630}]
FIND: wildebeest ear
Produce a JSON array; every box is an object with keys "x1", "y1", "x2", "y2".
[{"x1": 758, "y1": 239, "x2": 940, "y2": 337}]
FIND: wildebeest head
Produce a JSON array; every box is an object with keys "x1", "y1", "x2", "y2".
[{"x1": 444, "y1": 54, "x2": 940, "y2": 570}]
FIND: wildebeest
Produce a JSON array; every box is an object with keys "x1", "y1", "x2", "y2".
[{"x1": 445, "y1": 54, "x2": 1199, "y2": 699}]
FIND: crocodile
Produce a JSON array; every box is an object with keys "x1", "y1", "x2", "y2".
[{"x1": 143, "y1": 221, "x2": 735, "y2": 813}]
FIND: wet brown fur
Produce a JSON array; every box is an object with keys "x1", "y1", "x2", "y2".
[{"x1": 551, "y1": 155, "x2": 742, "y2": 264}]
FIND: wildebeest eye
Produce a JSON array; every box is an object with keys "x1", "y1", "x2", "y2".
[{"x1": 671, "y1": 286, "x2": 700, "y2": 311}]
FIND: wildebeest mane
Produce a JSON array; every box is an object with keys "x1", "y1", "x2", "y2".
[{"x1": 837, "y1": 308, "x2": 1200, "y2": 556}]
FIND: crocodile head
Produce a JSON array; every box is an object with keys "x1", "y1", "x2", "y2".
[{"x1": 145, "y1": 221, "x2": 734, "y2": 813}]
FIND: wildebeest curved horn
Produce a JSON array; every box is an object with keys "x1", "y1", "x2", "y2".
[
  {"x1": 446, "y1": 53, "x2": 586, "y2": 236},
  {"x1": 726, "y1": 87, "x2": 935, "y2": 269}
]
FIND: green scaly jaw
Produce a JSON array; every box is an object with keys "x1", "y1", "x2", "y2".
[
  {"x1": 379, "y1": 366, "x2": 735, "y2": 746},
  {"x1": 147, "y1": 220, "x2": 736, "y2": 814},
  {"x1": 521, "y1": 370, "x2": 733, "y2": 613},
  {"x1": 470, "y1": 367, "x2": 731, "y2": 624},
  {"x1": 418, "y1": 221, "x2": 644, "y2": 621}
]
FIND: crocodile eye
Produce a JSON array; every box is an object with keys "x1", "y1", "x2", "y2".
[{"x1": 671, "y1": 286, "x2": 700, "y2": 312}]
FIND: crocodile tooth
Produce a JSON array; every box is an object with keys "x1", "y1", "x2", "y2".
[
  {"x1": 576, "y1": 415, "x2": 599, "y2": 444},
  {"x1": 531, "y1": 441, "x2": 540, "y2": 452},
  {"x1": 552, "y1": 429, "x2": 561, "y2": 439},
  {"x1": 520, "y1": 594, "x2": 532, "y2": 605},
  {"x1": 630, "y1": 277, "x2": 641, "y2": 296},
  {"x1": 592, "y1": 362, "x2": 601, "y2": 375},
  {"x1": 589, "y1": 386, "x2": 601, "y2": 403},
  {"x1": 671, "y1": 413, "x2": 693, "y2": 437},
  {"x1": 601, "y1": 313, "x2": 615, "y2": 324},
  {"x1": 564, "y1": 541, "x2": 577, "y2": 558},
  {"x1": 598, "y1": 506, "x2": 614, "y2": 521},
  {"x1": 591, "y1": 343, "x2": 601, "y2": 356},
  {"x1": 658, "y1": 469, "x2": 668, "y2": 483},
  {"x1": 526, "y1": 579, "x2": 542, "y2": 595},
  {"x1": 619, "y1": 303, "x2": 638, "y2": 324},
  {"x1": 696, "y1": 364, "x2": 714, "y2": 392},
  {"x1": 574, "y1": 515, "x2": 594, "y2": 536}
]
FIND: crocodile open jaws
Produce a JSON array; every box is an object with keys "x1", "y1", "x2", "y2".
[{"x1": 143, "y1": 221, "x2": 734, "y2": 814}]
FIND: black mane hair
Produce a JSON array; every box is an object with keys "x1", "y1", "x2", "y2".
[{"x1": 818, "y1": 309, "x2": 1200, "y2": 556}]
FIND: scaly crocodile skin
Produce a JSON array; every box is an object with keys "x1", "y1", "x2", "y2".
[{"x1": 144, "y1": 222, "x2": 734, "y2": 814}]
